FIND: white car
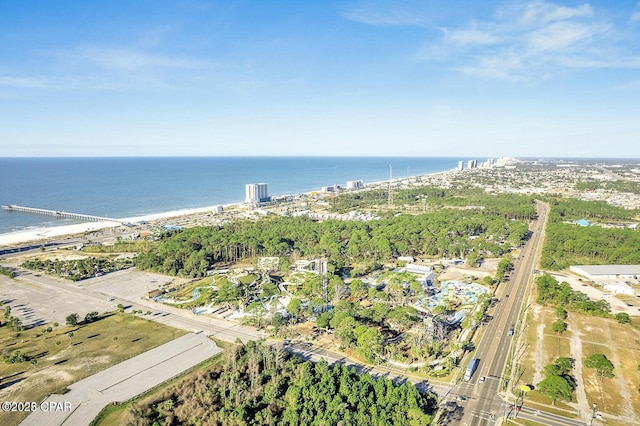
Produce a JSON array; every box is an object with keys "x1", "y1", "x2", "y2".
[{"x1": 479, "y1": 376, "x2": 486, "y2": 384}]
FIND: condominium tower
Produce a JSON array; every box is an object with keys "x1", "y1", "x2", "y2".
[{"x1": 245, "y1": 183, "x2": 269, "y2": 204}]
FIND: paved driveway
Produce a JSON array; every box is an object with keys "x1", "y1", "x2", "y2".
[{"x1": 20, "y1": 333, "x2": 220, "y2": 426}]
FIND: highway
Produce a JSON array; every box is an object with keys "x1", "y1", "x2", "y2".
[{"x1": 450, "y1": 200, "x2": 579, "y2": 425}]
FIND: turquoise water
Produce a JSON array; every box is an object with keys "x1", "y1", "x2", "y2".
[
  {"x1": 0, "y1": 156, "x2": 458, "y2": 234},
  {"x1": 424, "y1": 281, "x2": 489, "y2": 309}
]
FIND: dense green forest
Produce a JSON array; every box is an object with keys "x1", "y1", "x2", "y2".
[
  {"x1": 120, "y1": 340, "x2": 437, "y2": 426},
  {"x1": 332, "y1": 187, "x2": 536, "y2": 220},
  {"x1": 546, "y1": 198, "x2": 637, "y2": 222},
  {"x1": 134, "y1": 208, "x2": 530, "y2": 278},
  {"x1": 540, "y1": 199, "x2": 640, "y2": 270}
]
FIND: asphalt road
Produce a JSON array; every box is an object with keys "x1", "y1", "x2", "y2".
[
  {"x1": 452, "y1": 201, "x2": 571, "y2": 425},
  {"x1": 20, "y1": 333, "x2": 220, "y2": 426}
]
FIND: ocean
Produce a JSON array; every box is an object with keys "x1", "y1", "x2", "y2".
[{"x1": 0, "y1": 156, "x2": 458, "y2": 235}]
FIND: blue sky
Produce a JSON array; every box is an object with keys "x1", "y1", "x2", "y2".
[{"x1": 1, "y1": 0, "x2": 640, "y2": 157}]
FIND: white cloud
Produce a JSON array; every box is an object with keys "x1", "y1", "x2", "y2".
[
  {"x1": 50, "y1": 47, "x2": 205, "y2": 72},
  {"x1": 614, "y1": 80, "x2": 640, "y2": 90},
  {"x1": 0, "y1": 46, "x2": 216, "y2": 93},
  {"x1": 526, "y1": 21, "x2": 608, "y2": 52},
  {"x1": 631, "y1": 2, "x2": 640, "y2": 23},
  {"x1": 0, "y1": 76, "x2": 49, "y2": 89},
  {"x1": 518, "y1": 1, "x2": 593, "y2": 25},
  {"x1": 341, "y1": 0, "x2": 431, "y2": 27},
  {"x1": 456, "y1": 53, "x2": 527, "y2": 81},
  {"x1": 443, "y1": 29, "x2": 500, "y2": 45},
  {"x1": 558, "y1": 56, "x2": 640, "y2": 69},
  {"x1": 408, "y1": 1, "x2": 639, "y2": 81},
  {"x1": 344, "y1": 1, "x2": 630, "y2": 81},
  {"x1": 6, "y1": 45, "x2": 224, "y2": 92}
]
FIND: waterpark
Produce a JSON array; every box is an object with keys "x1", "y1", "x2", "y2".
[{"x1": 422, "y1": 280, "x2": 490, "y2": 310}]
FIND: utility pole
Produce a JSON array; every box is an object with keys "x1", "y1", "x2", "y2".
[
  {"x1": 387, "y1": 165, "x2": 393, "y2": 206},
  {"x1": 589, "y1": 403, "x2": 597, "y2": 426},
  {"x1": 319, "y1": 260, "x2": 328, "y2": 311}
]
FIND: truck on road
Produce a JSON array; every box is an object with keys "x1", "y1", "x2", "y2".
[{"x1": 464, "y1": 358, "x2": 480, "y2": 381}]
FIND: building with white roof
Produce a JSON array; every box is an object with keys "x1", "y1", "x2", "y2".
[{"x1": 569, "y1": 265, "x2": 640, "y2": 281}]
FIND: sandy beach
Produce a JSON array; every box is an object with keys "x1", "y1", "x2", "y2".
[{"x1": 0, "y1": 204, "x2": 239, "y2": 247}]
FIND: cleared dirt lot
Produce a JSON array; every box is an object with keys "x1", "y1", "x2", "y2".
[{"x1": 518, "y1": 303, "x2": 640, "y2": 423}]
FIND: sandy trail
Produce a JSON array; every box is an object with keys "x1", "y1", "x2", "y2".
[
  {"x1": 604, "y1": 321, "x2": 634, "y2": 418},
  {"x1": 568, "y1": 316, "x2": 590, "y2": 421},
  {"x1": 531, "y1": 305, "x2": 545, "y2": 385}
]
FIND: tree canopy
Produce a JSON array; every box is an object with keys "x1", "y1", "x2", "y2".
[
  {"x1": 122, "y1": 340, "x2": 437, "y2": 425},
  {"x1": 584, "y1": 353, "x2": 615, "y2": 379},
  {"x1": 135, "y1": 207, "x2": 531, "y2": 278},
  {"x1": 540, "y1": 199, "x2": 640, "y2": 270}
]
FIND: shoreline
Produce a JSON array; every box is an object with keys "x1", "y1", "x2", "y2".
[
  {"x1": 0, "y1": 168, "x2": 457, "y2": 248},
  {"x1": 0, "y1": 203, "x2": 241, "y2": 247}
]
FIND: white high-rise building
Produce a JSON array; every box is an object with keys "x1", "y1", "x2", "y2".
[
  {"x1": 245, "y1": 183, "x2": 269, "y2": 203},
  {"x1": 458, "y1": 161, "x2": 464, "y2": 171},
  {"x1": 346, "y1": 180, "x2": 364, "y2": 189}
]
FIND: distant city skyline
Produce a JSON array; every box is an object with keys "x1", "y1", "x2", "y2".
[{"x1": 1, "y1": 1, "x2": 640, "y2": 158}]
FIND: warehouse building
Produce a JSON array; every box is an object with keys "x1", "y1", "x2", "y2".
[{"x1": 569, "y1": 265, "x2": 640, "y2": 282}]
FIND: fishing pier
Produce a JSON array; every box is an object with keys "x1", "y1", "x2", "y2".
[{"x1": 2, "y1": 204, "x2": 122, "y2": 223}]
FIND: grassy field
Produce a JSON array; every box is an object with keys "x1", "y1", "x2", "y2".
[
  {"x1": 0, "y1": 313, "x2": 185, "y2": 426},
  {"x1": 171, "y1": 276, "x2": 212, "y2": 300},
  {"x1": 517, "y1": 299, "x2": 640, "y2": 422}
]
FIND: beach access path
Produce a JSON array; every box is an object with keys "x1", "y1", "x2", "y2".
[{"x1": 20, "y1": 332, "x2": 220, "y2": 426}]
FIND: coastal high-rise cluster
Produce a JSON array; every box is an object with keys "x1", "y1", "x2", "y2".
[
  {"x1": 457, "y1": 157, "x2": 505, "y2": 171},
  {"x1": 458, "y1": 160, "x2": 478, "y2": 171}
]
